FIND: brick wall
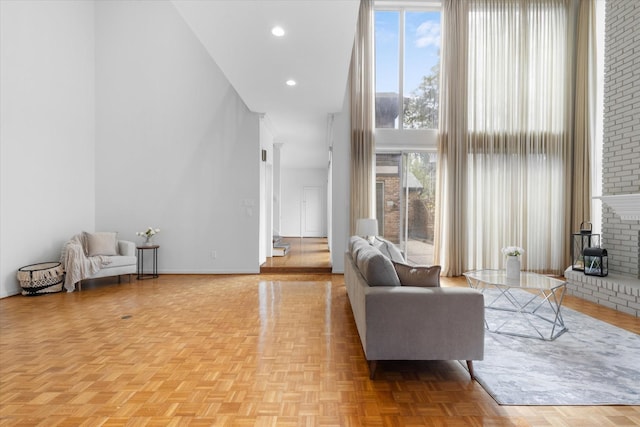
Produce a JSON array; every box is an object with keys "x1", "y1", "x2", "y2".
[
  {"x1": 378, "y1": 175, "x2": 400, "y2": 243},
  {"x1": 602, "y1": 0, "x2": 640, "y2": 278}
]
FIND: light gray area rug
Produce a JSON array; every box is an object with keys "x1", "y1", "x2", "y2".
[{"x1": 472, "y1": 289, "x2": 640, "y2": 405}]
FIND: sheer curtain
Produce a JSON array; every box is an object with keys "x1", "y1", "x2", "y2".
[
  {"x1": 572, "y1": 0, "x2": 597, "y2": 253},
  {"x1": 350, "y1": 0, "x2": 375, "y2": 235},
  {"x1": 434, "y1": 0, "x2": 470, "y2": 276},
  {"x1": 435, "y1": 0, "x2": 595, "y2": 276}
]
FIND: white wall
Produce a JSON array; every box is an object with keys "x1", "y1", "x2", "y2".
[
  {"x1": 273, "y1": 144, "x2": 283, "y2": 236},
  {"x1": 280, "y1": 168, "x2": 327, "y2": 237},
  {"x1": 94, "y1": 0, "x2": 261, "y2": 274},
  {"x1": 0, "y1": 0, "x2": 96, "y2": 298},
  {"x1": 330, "y1": 89, "x2": 351, "y2": 273},
  {"x1": 0, "y1": 0, "x2": 351, "y2": 295},
  {"x1": 259, "y1": 117, "x2": 275, "y2": 264}
]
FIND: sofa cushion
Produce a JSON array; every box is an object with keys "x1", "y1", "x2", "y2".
[
  {"x1": 373, "y1": 237, "x2": 405, "y2": 263},
  {"x1": 350, "y1": 236, "x2": 370, "y2": 259},
  {"x1": 356, "y1": 245, "x2": 400, "y2": 287},
  {"x1": 393, "y1": 262, "x2": 441, "y2": 287},
  {"x1": 83, "y1": 231, "x2": 118, "y2": 257},
  {"x1": 102, "y1": 255, "x2": 137, "y2": 268},
  {"x1": 349, "y1": 235, "x2": 362, "y2": 253},
  {"x1": 354, "y1": 243, "x2": 372, "y2": 273}
]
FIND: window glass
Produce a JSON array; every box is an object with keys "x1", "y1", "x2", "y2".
[
  {"x1": 375, "y1": 8, "x2": 440, "y2": 130},
  {"x1": 403, "y1": 11, "x2": 440, "y2": 129},
  {"x1": 375, "y1": 11, "x2": 400, "y2": 129},
  {"x1": 376, "y1": 152, "x2": 437, "y2": 265}
]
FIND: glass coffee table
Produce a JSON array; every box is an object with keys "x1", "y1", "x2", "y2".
[{"x1": 463, "y1": 270, "x2": 568, "y2": 341}]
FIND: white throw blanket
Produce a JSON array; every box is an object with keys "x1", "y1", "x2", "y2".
[{"x1": 60, "y1": 235, "x2": 112, "y2": 292}]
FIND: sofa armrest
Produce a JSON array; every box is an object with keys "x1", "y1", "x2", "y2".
[
  {"x1": 118, "y1": 240, "x2": 136, "y2": 256},
  {"x1": 364, "y1": 286, "x2": 485, "y2": 361},
  {"x1": 60, "y1": 239, "x2": 86, "y2": 265}
]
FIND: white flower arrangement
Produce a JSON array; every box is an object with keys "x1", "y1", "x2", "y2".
[
  {"x1": 136, "y1": 227, "x2": 160, "y2": 238},
  {"x1": 501, "y1": 246, "x2": 524, "y2": 257}
]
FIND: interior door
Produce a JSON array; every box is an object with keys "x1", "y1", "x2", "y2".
[{"x1": 302, "y1": 186, "x2": 324, "y2": 237}]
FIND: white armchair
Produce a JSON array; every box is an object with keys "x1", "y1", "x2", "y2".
[{"x1": 60, "y1": 232, "x2": 137, "y2": 292}]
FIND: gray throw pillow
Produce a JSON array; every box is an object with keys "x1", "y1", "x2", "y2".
[
  {"x1": 357, "y1": 245, "x2": 401, "y2": 287},
  {"x1": 350, "y1": 236, "x2": 370, "y2": 259},
  {"x1": 373, "y1": 237, "x2": 405, "y2": 263},
  {"x1": 349, "y1": 235, "x2": 366, "y2": 253}
]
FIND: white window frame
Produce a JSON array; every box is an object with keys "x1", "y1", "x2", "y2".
[{"x1": 374, "y1": 1, "x2": 441, "y2": 151}]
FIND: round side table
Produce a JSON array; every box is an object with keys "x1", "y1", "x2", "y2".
[{"x1": 136, "y1": 245, "x2": 159, "y2": 280}]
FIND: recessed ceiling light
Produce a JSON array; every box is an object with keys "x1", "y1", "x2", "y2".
[
  {"x1": 286, "y1": 79, "x2": 297, "y2": 86},
  {"x1": 271, "y1": 26, "x2": 285, "y2": 37}
]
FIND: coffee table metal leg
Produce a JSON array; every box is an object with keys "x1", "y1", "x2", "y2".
[{"x1": 466, "y1": 276, "x2": 567, "y2": 340}]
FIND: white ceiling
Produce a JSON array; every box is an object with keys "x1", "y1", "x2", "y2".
[{"x1": 171, "y1": 0, "x2": 360, "y2": 168}]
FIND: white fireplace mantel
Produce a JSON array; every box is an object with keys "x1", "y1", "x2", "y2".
[{"x1": 594, "y1": 193, "x2": 640, "y2": 221}]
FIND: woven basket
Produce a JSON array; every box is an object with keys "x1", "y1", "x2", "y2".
[{"x1": 17, "y1": 262, "x2": 65, "y2": 296}]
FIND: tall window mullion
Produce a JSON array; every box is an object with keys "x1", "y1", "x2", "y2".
[{"x1": 398, "y1": 11, "x2": 406, "y2": 128}]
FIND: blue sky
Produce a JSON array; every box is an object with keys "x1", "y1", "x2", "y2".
[{"x1": 375, "y1": 10, "x2": 441, "y2": 94}]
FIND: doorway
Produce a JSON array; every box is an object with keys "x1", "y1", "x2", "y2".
[
  {"x1": 262, "y1": 169, "x2": 331, "y2": 273},
  {"x1": 376, "y1": 152, "x2": 437, "y2": 265},
  {"x1": 303, "y1": 186, "x2": 324, "y2": 237}
]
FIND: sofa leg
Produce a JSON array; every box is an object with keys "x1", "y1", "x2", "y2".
[
  {"x1": 368, "y1": 360, "x2": 378, "y2": 380},
  {"x1": 118, "y1": 275, "x2": 121, "y2": 284},
  {"x1": 77, "y1": 281, "x2": 82, "y2": 292},
  {"x1": 466, "y1": 360, "x2": 475, "y2": 380},
  {"x1": 128, "y1": 274, "x2": 132, "y2": 282}
]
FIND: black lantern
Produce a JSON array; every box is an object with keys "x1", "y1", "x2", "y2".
[
  {"x1": 583, "y1": 247, "x2": 608, "y2": 277},
  {"x1": 571, "y1": 222, "x2": 600, "y2": 271}
]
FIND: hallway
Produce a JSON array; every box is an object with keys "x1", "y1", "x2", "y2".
[{"x1": 260, "y1": 237, "x2": 332, "y2": 274}]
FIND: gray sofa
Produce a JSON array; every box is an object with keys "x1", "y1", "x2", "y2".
[{"x1": 344, "y1": 236, "x2": 485, "y2": 379}]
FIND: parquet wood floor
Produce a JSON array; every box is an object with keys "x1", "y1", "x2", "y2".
[
  {"x1": 260, "y1": 238, "x2": 332, "y2": 274},
  {"x1": 1, "y1": 273, "x2": 638, "y2": 426}
]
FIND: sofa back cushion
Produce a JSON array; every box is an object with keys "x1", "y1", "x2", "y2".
[
  {"x1": 355, "y1": 244, "x2": 401, "y2": 287},
  {"x1": 372, "y1": 237, "x2": 405, "y2": 263},
  {"x1": 349, "y1": 236, "x2": 369, "y2": 257}
]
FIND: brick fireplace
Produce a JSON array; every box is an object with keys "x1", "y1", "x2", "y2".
[
  {"x1": 564, "y1": 0, "x2": 640, "y2": 318},
  {"x1": 564, "y1": 195, "x2": 639, "y2": 317},
  {"x1": 565, "y1": 218, "x2": 639, "y2": 318}
]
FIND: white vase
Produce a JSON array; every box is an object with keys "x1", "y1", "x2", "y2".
[{"x1": 506, "y1": 256, "x2": 521, "y2": 280}]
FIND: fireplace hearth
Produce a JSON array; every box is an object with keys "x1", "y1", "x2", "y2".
[
  {"x1": 565, "y1": 268, "x2": 640, "y2": 317},
  {"x1": 564, "y1": 195, "x2": 640, "y2": 318}
]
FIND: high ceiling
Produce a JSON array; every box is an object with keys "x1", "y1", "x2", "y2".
[{"x1": 171, "y1": 0, "x2": 360, "y2": 168}]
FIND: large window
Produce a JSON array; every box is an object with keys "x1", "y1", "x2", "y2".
[
  {"x1": 374, "y1": 3, "x2": 441, "y2": 264},
  {"x1": 374, "y1": 4, "x2": 440, "y2": 153},
  {"x1": 432, "y1": 0, "x2": 598, "y2": 275},
  {"x1": 375, "y1": 7, "x2": 441, "y2": 130}
]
